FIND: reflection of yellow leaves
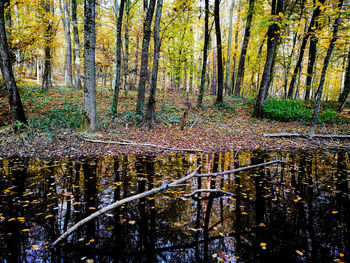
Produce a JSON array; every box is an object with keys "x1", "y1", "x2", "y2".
[
  {"x1": 31, "y1": 245, "x2": 40, "y2": 250},
  {"x1": 296, "y1": 250, "x2": 303, "y2": 256},
  {"x1": 72, "y1": 202, "x2": 81, "y2": 205}
]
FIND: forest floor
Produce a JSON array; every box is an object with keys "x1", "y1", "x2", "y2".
[{"x1": 0, "y1": 82, "x2": 350, "y2": 158}]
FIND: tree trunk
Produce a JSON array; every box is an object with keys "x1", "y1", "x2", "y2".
[
  {"x1": 311, "y1": 0, "x2": 343, "y2": 126},
  {"x1": 234, "y1": 0, "x2": 255, "y2": 97},
  {"x1": 287, "y1": 0, "x2": 325, "y2": 99},
  {"x1": 123, "y1": 0, "x2": 130, "y2": 91},
  {"x1": 254, "y1": 0, "x2": 283, "y2": 118},
  {"x1": 230, "y1": 6, "x2": 240, "y2": 95},
  {"x1": 60, "y1": 0, "x2": 73, "y2": 87},
  {"x1": 146, "y1": 0, "x2": 163, "y2": 128},
  {"x1": 214, "y1": 0, "x2": 223, "y2": 104},
  {"x1": 197, "y1": 0, "x2": 209, "y2": 107},
  {"x1": 41, "y1": 0, "x2": 53, "y2": 90},
  {"x1": 224, "y1": 0, "x2": 235, "y2": 94},
  {"x1": 111, "y1": 0, "x2": 125, "y2": 114},
  {"x1": 111, "y1": 0, "x2": 120, "y2": 95},
  {"x1": 211, "y1": 50, "x2": 217, "y2": 95},
  {"x1": 338, "y1": 47, "x2": 350, "y2": 108},
  {"x1": 82, "y1": 0, "x2": 96, "y2": 132},
  {"x1": 136, "y1": 0, "x2": 156, "y2": 115},
  {"x1": 0, "y1": 0, "x2": 27, "y2": 125},
  {"x1": 72, "y1": 0, "x2": 82, "y2": 89}
]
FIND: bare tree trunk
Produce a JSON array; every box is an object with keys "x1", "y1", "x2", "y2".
[
  {"x1": 60, "y1": 0, "x2": 73, "y2": 87},
  {"x1": 311, "y1": 0, "x2": 343, "y2": 126},
  {"x1": 72, "y1": 0, "x2": 82, "y2": 89},
  {"x1": 197, "y1": 0, "x2": 209, "y2": 107},
  {"x1": 254, "y1": 0, "x2": 283, "y2": 118},
  {"x1": 111, "y1": 0, "x2": 120, "y2": 95},
  {"x1": 81, "y1": 0, "x2": 96, "y2": 132},
  {"x1": 214, "y1": 0, "x2": 223, "y2": 104},
  {"x1": 287, "y1": 0, "x2": 325, "y2": 99},
  {"x1": 146, "y1": 0, "x2": 163, "y2": 127},
  {"x1": 136, "y1": 0, "x2": 156, "y2": 115},
  {"x1": 234, "y1": 0, "x2": 255, "y2": 97},
  {"x1": 42, "y1": 0, "x2": 53, "y2": 90},
  {"x1": 123, "y1": 0, "x2": 130, "y2": 91},
  {"x1": 0, "y1": 1, "x2": 27, "y2": 125},
  {"x1": 212, "y1": 50, "x2": 217, "y2": 95},
  {"x1": 224, "y1": 0, "x2": 235, "y2": 94},
  {"x1": 338, "y1": 47, "x2": 350, "y2": 109},
  {"x1": 111, "y1": 0, "x2": 125, "y2": 114}
]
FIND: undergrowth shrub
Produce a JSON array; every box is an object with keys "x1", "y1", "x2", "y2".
[{"x1": 263, "y1": 98, "x2": 347, "y2": 124}]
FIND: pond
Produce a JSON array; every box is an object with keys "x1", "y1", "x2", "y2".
[{"x1": 0, "y1": 150, "x2": 349, "y2": 262}]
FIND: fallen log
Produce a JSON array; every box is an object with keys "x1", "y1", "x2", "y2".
[
  {"x1": 81, "y1": 137, "x2": 206, "y2": 153},
  {"x1": 51, "y1": 166, "x2": 200, "y2": 247},
  {"x1": 263, "y1": 133, "x2": 350, "y2": 139},
  {"x1": 196, "y1": 160, "x2": 285, "y2": 177}
]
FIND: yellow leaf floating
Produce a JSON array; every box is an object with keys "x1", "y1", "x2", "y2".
[
  {"x1": 339, "y1": 253, "x2": 344, "y2": 257},
  {"x1": 217, "y1": 257, "x2": 225, "y2": 262},
  {"x1": 260, "y1": 242, "x2": 267, "y2": 247},
  {"x1": 31, "y1": 245, "x2": 40, "y2": 250},
  {"x1": 45, "y1": 215, "x2": 54, "y2": 219},
  {"x1": 332, "y1": 211, "x2": 338, "y2": 214},
  {"x1": 241, "y1": 212, "x2": 248, "y2": 215},
  {"x1": 296, "y1": 250, "x2": 303, "y2": 256},
  {"x1": 21, "y1": 229, "x2": 30, "y2": 232}
]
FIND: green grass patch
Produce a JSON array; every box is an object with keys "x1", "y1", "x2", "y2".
[{"x1": 263, "y1": 98, "x2": 347, "y2": 124}]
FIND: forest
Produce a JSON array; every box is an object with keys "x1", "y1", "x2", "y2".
[{"x1": 0, "y1": 0, "x2": 350, "y2": 156}]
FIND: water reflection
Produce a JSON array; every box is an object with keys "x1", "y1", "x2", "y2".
[{"x1": 0, "y1": 151, "x2": 349, "y2": 262}]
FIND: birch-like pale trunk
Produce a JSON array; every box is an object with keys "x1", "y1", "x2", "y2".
[
  {"x1": 111, "y1": 0, "x2": 120, "y2": 94},
  {"x1": 224, "y1": 0, "x2": 235, "y2": 93},
  {"x1": 71, "y1": 0, "x2": 82, "y2": 89}
]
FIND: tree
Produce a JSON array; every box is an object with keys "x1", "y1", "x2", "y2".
[
  {"x1": 146, "y1": 0, "x2": 163, "y2": 127},
  {"x1": 72, "y1": 0, "x2": 82, "y2": 89},
  {"x1": 111, "y1": 0, "x2": 125, "y2": 114},
  {"x1": 224, "y1": 0, "x2": 235, "y2": 94},
  {"x1": 81, "y1": 0, "x2": 96, "y2": 132},
  {"x1": 136, "y1": 0, "x2": 156, "y2": 115},
  {"x1": 287, "y1": 0, "x2": 325, "y2": 99},
  {"x1": 42, "y1": 0, "x2": 54, "y2": 90},
  {"x1": 254, "y1": 0, "x2": 284, "y2": 118},
  {"x1": 311, "y1": 0, "x2": 344, "y2": 126},
  {"x1": 197, "y1": 0, "x2": 209, "y2": 107},
  {"x1": 0, "y1": 0, "x2": 27, "y2": 125},
  {"x1": 60, "y1": 0, "x2": 73, "y2": 87},
  {"x1": 214, "y1": 0, "x2": 223, "y2": 104},
  {"x1": 338, "y1": 46, "x2": 350, "y2": 110},
  {"x1": 234, "y1": 0, "x2": 255, "y2": 97}
]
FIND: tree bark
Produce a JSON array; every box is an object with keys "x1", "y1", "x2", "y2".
[
  {"x1": 287, "y1": 0, "x2": 325, "y2": 99},
  {"x1": 224, "y1": 0, "x2": 235, "y2": 94},
  {"x1": 82, "y1": 0, "x2": 96, "y2": 132},
  {"x1": 146, "y1": 0, "x2": 163, "y2": 127},
  {"x1": 111, "y1": 0, "x2": 120, "y2": 95},
  {"x1": 123, "y1": 0, "x2": 130, "y2": 90},
  {"x1": 60, "y1": 0, "x2": 73, "y2": 87},
  {"x1": 136, "y1": 0, "x2": 156, "y2": 115},
  {"x1": 71, "y1": 0, "x2": 82, "y2": 89},
  {"x1": 197, "y1": 0, "x2": 209, "y2": 107},
  {"x1": 211, "y1": 49, "x2": 217, "y2": 95},
  {"x1": 214, "y1": 0, "x2": 223, "y2": 104},
  {"x1": 254, "y1": 0, "x2": 283, "y2": 118},
  {"x1": 234, "y1": 0, "x2": 255, "y2": 97},
  {"x1": 42, "y1": 0, "x2": 53, "y2": 90},
  {"x1": 111, "y1": 0, "x2": 125, "y2": 114},
  {"x1": 0, "y1": 0, "x2": 27, "y2": 125},
  {"x1": 338, "y1": 46, "x2": 350, "y2": 109},
  {"x1": 311, "y1": 0, "x2": 344, "y2": 126}
]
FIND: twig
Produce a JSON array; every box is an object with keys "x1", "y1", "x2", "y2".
[
  {"x1": 81, "y1": 136, "x2": 206, "y2": 153},
  {"x1": 189, "y1": 115, "x2": 199, "y2": 129},
  {"x1": 183, "y1": 189, "x2": 235, "y2": 198},
  {"x1": 196, "y1": 160, "x2": 285, "y2": 177},
  {"x1": 51, "y1": 166, "x2": 200, "y2": 247},
  {"x1": 263, "y1": 133, "x2": 350, "y2": 139}
]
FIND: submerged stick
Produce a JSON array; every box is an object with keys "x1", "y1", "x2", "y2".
[
  {"x1": 183, "y1": 189, "x2": 235, "y2": 198},
  {"x1": 196, "y1": 160, "x2": 285, "y2": 177},
  {"x1": 51, "y1": 166, "x2": 200, "y2": 247}
]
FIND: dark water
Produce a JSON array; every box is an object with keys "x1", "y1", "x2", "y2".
[{"x1": 0, "y1": 151, "x2": 349, "y2": 263}]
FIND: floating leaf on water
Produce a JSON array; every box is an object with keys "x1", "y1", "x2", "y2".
[
  {"x1": 260, "y1": 242, "x2": 267, "y2": 247},
  {"x1": 21, "y1": 229, "x2": 30, "y2": 232},
  {"x1": 241, "y1": 212, "x2": 248, "y2": 215},
  {"x1": 31, "y1": 245, "x2": 40, "y2": 250},
  {"x1": 339, "y1": 253, "x2": 344, "y2": 257},
  {"x1": 296, "y1": 250, "x2": 303, "y2": 256},
  {"x1": 45, "y1": 215, "x2": 54, "y2": 219},
  {"x1": 89, "y1": 239, "x2": 95, "y2": 243},
  {"x1": 332, "y1": 211, "x2": 338, "y2": 214},
  {"x1": 217, "y1": 257, "x2": 225, "y2": 262},
  {"x1": 129, "y1": 220, "x2": 136, "y2": 225}
]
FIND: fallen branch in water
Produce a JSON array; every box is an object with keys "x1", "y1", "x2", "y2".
[
  {"x1": 263, "y1": 133, "x2": 350, "y2": 139},
  {"x1": 196, "y1": 160, "x2": 285, "y2": 177},
  {"x1": 81, "y1": 137, "x2": 206, "y2": 153},
  {"x1": 183, "y1": 189, "x2": 235, "y2": 198},
  {"x1": 51, "y1": 166, "x2": 200, "y2": 247}
]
